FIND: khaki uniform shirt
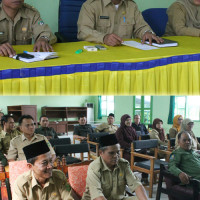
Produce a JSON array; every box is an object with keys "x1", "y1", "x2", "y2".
[
  {"x1": 0, "y1": 129, "x2": 21, "y2": 154},
  {"x1": 13, "y1": 169, "x2": 74, "y2": 200},
  {"x1": 150, "y1": 129, "x2": 168, "y2": 146},
  {"x1": 165, "y1": 3, "x2": 200, "y2": 37},
  {"x1": 0, "y1": 3, "x2": 57, "y2": 45},
  {"x1": 7, "y1": 133, "x2": 55, "y2": 161},
  {"x1": 77, "y1": 0, "x2": 151, "y2": 43},
  {"x1": 95, "y1": 123, "x2": 118, "y2": 134},
  {"x1": 0, "y1": 130, "x2": 6, "y2": 139},
  {"x1": 82, "y1": 157, "x2": 141, "y2": 200},
  {"x1": 169, "y1": 127, "x2": 178, "y2": 139}
]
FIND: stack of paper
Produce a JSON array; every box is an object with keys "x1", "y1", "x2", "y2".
[
  {"x1": 122, "y1": 41, "x2": 159, "y2": 50},
  {"x1": 13, "y1": 52, "x2": 58, "y2": 63}
]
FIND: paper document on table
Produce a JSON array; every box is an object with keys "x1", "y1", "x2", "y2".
[
  {"x1": 13, "y1": 52, "x2": 58, "y2": 63},
  {"x1": 122, "y1": 41, "x2": 159, "y2": 50}
]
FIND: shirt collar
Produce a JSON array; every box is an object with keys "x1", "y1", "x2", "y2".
[
  {"x1": 31, "y1": 170, "x2": 54, "y2": 189},
  {"x1": 22, "y1": 133, "x2": 37, "y2": 141},
  {"x1": 0, "y1": 3, "x2": 28, "y2": 22},
  {"x1": 103, "y1": 0, "x2": 126, "y2": 7},
  {"x1": 100, "y1": 156, "x2": 119, "y2": 171}
]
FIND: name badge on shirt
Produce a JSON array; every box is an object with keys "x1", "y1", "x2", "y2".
[
  {"x1": 0, "y1": 32, "x2": 4, "y2": 35},
  {"x1": 99, "y1": 16, "x2": 109, "y2": 19}
]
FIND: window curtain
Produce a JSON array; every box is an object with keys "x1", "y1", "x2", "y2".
[
  {"x1": 98, "y1": 96, "x2": 102, "y2": 119},
  {"x1": 168, "y1": 96, "x2": 175, "y2": 124}
]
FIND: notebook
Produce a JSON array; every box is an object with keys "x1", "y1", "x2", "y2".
[
  {"x1": 145, "y1": 38, "x2": 178, "y2": 47},
  {"x1": 122, "y1": 41, "x2": 158, "y2": 50},
  {"x1": 13, "y1": 52, "x2": 58, "y2": 63}
]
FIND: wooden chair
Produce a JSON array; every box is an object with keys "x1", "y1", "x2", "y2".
[
  {"x1": 49, "y1": 138, "x2": 71, "y2": 147},
  {"x1": 156, "y1": 164, "x2": 200, "y2": 200},
  {"x1": 139, "y1": 134, "x2": 150, "y2": 140},
  {"x1": 130, "y1": 139, "x2": 168, "y2": 198},
  {"x1": 167, "y1": 138, "x2": 175, "y2": 151},
  {"x1": 54, "y1": 143, "x2": 91, "y2": 165},
  {"x1": 87, "y1": 132, "x2": 109, "y2": 160}
]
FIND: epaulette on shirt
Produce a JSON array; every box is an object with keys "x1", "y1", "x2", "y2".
[{"x1": 22, "y1": 3, "x2": 39, "y2": 12}]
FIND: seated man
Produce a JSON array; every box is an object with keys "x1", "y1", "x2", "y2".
[
  {"x1": 7, "y1": 115, "x2": 56, "y2": 162},
  {"x1": 0, "y1": 115, "x2": 21, "y2": 154},
  {"x1": 0, "y1": 112, "x2": 4, "y2": 132},
  {"x1": 73, "y1": 115, "x2": 94, "y2": 143},
  {"x1": 82, "y1": 134, "x2": 148, "y2": 200},
  {"x1": 95, "y1": 113, "x2": 118, "y2": 134},
  {"x1": 0, "y1": 0, "x2": 57, "y2": 57},
  {"x1": 169, "y1": 131, "x2": 200, "y2": 185},
  {"x1": 77, "y1": 0, "x2": 163, "y2": 46},
  {"x1": 35, "y1": 115, "x2": 58, "y2": 140},
  {"x1": 132, "y1": 115, "x2": 148, "y2": 135},
  {"x1": 13, "y1": 140, "x2": 74, "y2": 200}
]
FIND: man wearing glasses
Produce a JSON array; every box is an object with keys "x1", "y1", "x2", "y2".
[{"x1": 7, "y1": 115, "x2": 55, "y2": 162}]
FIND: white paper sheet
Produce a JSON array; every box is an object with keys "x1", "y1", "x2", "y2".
[
  {"x1": 13, "y1": 52, "x2": 58, "y2": 63},
  {"x1": 122, "y1": 41, "x2": 159, "y2": 50}
]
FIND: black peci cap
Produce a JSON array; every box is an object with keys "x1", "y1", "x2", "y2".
[
  {"x1": 23, "y1": 140, "x2": 50, "y2": 160},
  {"x1": 99, "y1": 134, "x2": 118, "y2": 147}
]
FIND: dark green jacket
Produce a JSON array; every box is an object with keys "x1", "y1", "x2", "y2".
[
  {"x1": 35, "y1": 127, "x2": 58, "y2": 139},
  {"x1": 169, "y1": 147, "x2": 200, "y2": 180}
]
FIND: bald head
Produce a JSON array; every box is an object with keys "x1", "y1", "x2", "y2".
[{"x1": 178, "y1": 131, "x2": 192, "y2": 151}]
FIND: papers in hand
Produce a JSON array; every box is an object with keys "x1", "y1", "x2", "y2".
[
  {"x1": 145, "y1": 38, "x2": 178, "y2": 47},
  {"x1": 122, "y1": 41, "x2": 158, "y2": 50},
  {"x1": 13, "y1": 52, "x2": 58, "y2": 63}
]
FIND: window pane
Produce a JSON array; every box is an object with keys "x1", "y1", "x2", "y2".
[
  {"x1": 144, "y1": 110, "x2": 150, "y2": 124},
  {"x1": 187, "y1": 96, "x2": 200, "y2": 120},
  {"x1": 102, "y1": 96, "x2": 107, "y2": 101},
  {"x1": 144, "y1": 96, "x2": 151, "y2": 108},
  {"x1": 135, "y1": 110, "x2": 141, "y2": 116},
  {"x1": 135, "y1": 96, "x2": 141, "y2": 108},
  {"x1": 175, "y1": 96, "x2": 186, "y2": 118}
]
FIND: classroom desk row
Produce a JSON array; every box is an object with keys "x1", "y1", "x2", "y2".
[{"x1": 0, "y1": 36, "x2": 200, "y2": 95}]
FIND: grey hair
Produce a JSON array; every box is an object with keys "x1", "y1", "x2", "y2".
[{"x1": 27, "y1": 156, "x2": 38, "y2": 165}]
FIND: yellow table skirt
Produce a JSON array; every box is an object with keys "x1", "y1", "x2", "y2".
[
  {"x1": 1, "y1": 36, "x2": 200, "y2": 95},
  {"x1": 0, "y1": 60, "x2": 199, "y2": 95}
]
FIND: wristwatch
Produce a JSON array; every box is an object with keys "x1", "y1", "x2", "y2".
[
  {"x1": 143, "y1": 30, "x2": 156, "y2": 36},
  {"x1": 40, "y1": 36, "x2": 50, "y2": 42}
]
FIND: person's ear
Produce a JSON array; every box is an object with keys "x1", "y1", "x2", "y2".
[{"x1": 27, "y1": 163, "x2": 33, "y2": 169}]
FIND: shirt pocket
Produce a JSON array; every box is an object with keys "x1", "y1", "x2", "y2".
[
  {"x1": 96, "y1": 19, "x2": 111, "y2": 34},
  {"x1": 15, "y1": 31, "x2": 33, "y2": 45},
  {"x1": 0, "y1": 32, "x2": 8, "y2": 44},
  {"x1": 119, "y1": 15, "x2": 135, "y2": 39}
]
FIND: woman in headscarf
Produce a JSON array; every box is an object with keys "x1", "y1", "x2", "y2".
[
  {"x1": 175, "y1": 118, "x2": 200, "y2": 149},
  {"x1": 115, "y1": 114, "x2": 137, "y2": 162},
  {"x1": 150, "y1": 118, "x2": 168, "y2": 146},
  {"x1": 165, "y1": 0, "x2": 200, "y2": 36},
  {"x1": 116, "y1": 114, "x2": 148, "y2": 184},
  {"x1": 169, "y1": 115, "x2": 183, "y2": 138}
]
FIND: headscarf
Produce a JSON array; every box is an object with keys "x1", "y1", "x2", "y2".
[
  {"x1": 175, "y1": 0, "x2": 200, "y2": 28},
  {"x1": 180, "y1": 118, "x2": 194, "y2": 134},
  {"x1": 117, "y1": 114, "x2": 137, "y2": 144},
  {"x1": 172, "y1": 115, "x2": 182, "y2": 132},
  {"x1": 152, "y1": 118, "x2": 165, "y2": 142}
]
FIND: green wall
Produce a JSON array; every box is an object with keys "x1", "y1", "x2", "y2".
[
  {"x1": 1, "y1": 95, "x2": 200, "y2": 136},
  {"x1": 25, "y1": 0, "x2": 176, "y2": 34}
]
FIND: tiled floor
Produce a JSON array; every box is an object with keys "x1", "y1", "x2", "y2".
[{"x1": 59, "y1": 133, "x2": 169, "y2": 200}]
